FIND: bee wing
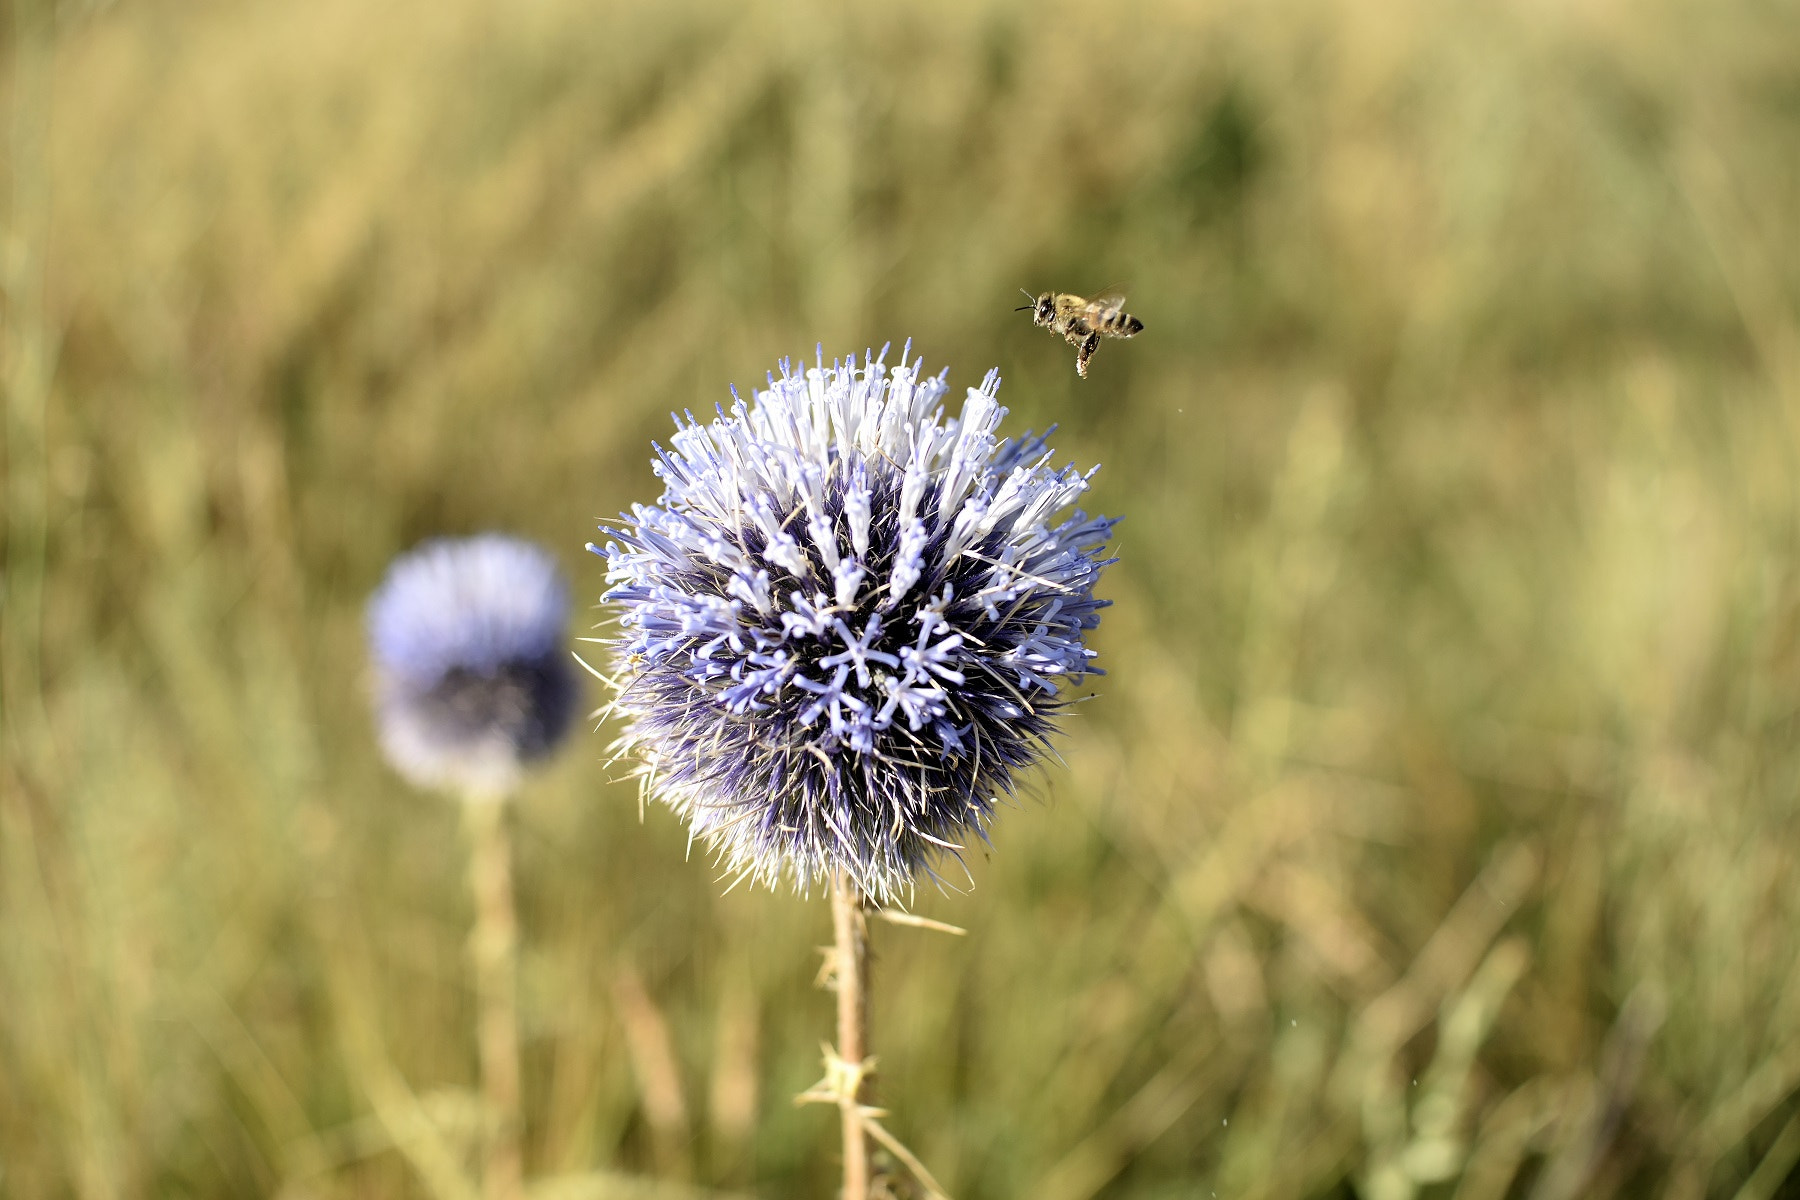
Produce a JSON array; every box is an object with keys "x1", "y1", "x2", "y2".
[{"x1": 1084, "y1": 286, "x2": 1129, "y2": 318}]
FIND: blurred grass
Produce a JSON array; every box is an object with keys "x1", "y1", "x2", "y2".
[{"x1": 4, "y1": 0, "x2": 1800, "y2": 1195}]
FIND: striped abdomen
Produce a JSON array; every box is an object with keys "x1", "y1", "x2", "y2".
[{"x1": 1087, "y1": 304, "x2": 1144, "y2": 338}]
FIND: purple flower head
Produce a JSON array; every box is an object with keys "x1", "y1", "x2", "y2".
[
  {"x1": 368, "y1": 534, "x2": 578, "y2": 798},
  {"x1": 594, "y1": 344, "x2": 1116, "y2": 903}
]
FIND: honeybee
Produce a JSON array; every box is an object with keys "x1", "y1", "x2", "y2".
[{"x1": 1017, "y1": 288, "x2": 1144, "y2": 378}]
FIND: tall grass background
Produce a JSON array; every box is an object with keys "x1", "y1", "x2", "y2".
[{"x1": 5, "y1": 0, "x2": 1800, "y2": 1195}]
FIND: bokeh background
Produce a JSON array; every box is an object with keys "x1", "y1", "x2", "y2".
[{"x1": 5, "y1": 0, "x2": 1800, "y2": 1196}]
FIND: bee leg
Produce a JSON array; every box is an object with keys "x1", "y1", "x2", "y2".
[{"x1": 1075, "y1": 331, "x2": 1100, "y2": 378}]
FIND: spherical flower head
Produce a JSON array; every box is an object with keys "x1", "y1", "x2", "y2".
[
  {"x1": 594, "y1": 344, "x2": 1116, "y2": 904},
  {"x1": 367, "y1": 534, "x2": 579, "y2": 799}
]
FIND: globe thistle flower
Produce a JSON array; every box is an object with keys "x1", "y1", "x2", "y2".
[
  {"x1": 593, "y1": 344, "x2": 1116, "y2": 904},
  {"x1": 368, "y1": 534, "x2": 579, "y2": 799}
]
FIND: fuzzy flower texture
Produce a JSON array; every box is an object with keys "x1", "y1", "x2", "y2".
[
  {"x1": 368, "y1": 535, "x2": 578, "y2": 799},
  {"x1": 596, "y1": 345, "x2": 1117, "y2": 903}
]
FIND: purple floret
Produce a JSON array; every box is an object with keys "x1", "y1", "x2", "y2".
[{"x1": 594, "y1": 344, "x2": 1115, "y2": 903}]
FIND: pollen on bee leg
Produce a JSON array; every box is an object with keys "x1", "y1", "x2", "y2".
[{"x1": 1075, "y1": 332, "x2": 1099, "y2": 378}]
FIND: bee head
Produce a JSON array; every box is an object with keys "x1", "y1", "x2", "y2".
[{"x1": 1016, "y1": 289, "x2": 1055, "y2": 327}]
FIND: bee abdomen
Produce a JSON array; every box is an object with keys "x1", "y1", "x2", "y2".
[{"x1": 1099, "y1": 310, "x2": 1144, "y2": 337}]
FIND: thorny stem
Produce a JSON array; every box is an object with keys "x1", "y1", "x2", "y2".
[
  {"x1": 832, "y1": 869, "x2": 871, "y2": 1200},
  {"x1": 463, "y1": 795, "x2": 524, "y2": 1200}
]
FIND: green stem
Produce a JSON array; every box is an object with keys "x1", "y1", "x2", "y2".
[
  {"x1": 832, "y1": 869, "x2": 870, "y2": 1200},
  {"x1": 463, "y1": 795, "x2": 523, "y2": 1200}
]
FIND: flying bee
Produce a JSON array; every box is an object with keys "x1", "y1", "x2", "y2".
[{"x1": 1017, "y1": 288, "x2": 1144, "y2": 378}]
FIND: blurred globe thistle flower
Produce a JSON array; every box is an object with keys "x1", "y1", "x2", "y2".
[
  {"x1": 368, "y1": 534, "x2": 579, "y2": 799},
  {"x1": 593, "y1": 344, "x2": 1116, "y2": 904}
]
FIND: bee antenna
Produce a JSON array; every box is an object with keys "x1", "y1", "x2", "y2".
[
  {"x1": 1019, "y1": 288, "x2": 1035, "y2": 301},
  {"x1": 1014, "y1": 304, "x2": 1033, "y2": 312}
]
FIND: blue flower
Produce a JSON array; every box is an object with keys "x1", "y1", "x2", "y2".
[
  {"x1": 593, "y1": 344, "x2": 1116, "y2": 904},
  {"x1": 368, "y1": 534, "x2": 578, "y2": 798}
]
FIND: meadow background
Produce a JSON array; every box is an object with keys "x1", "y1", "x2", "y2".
[{"x1": 5, "y1": 0, "x2": 1800, "y2": 1195}]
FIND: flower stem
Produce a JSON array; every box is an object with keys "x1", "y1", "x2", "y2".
[
  {"x1": 463, "y1": 795, "x2": 523, "y2": 1200},
  {"x1": 832, "y1": 868, "x2": 871, "y2": 1200}
]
